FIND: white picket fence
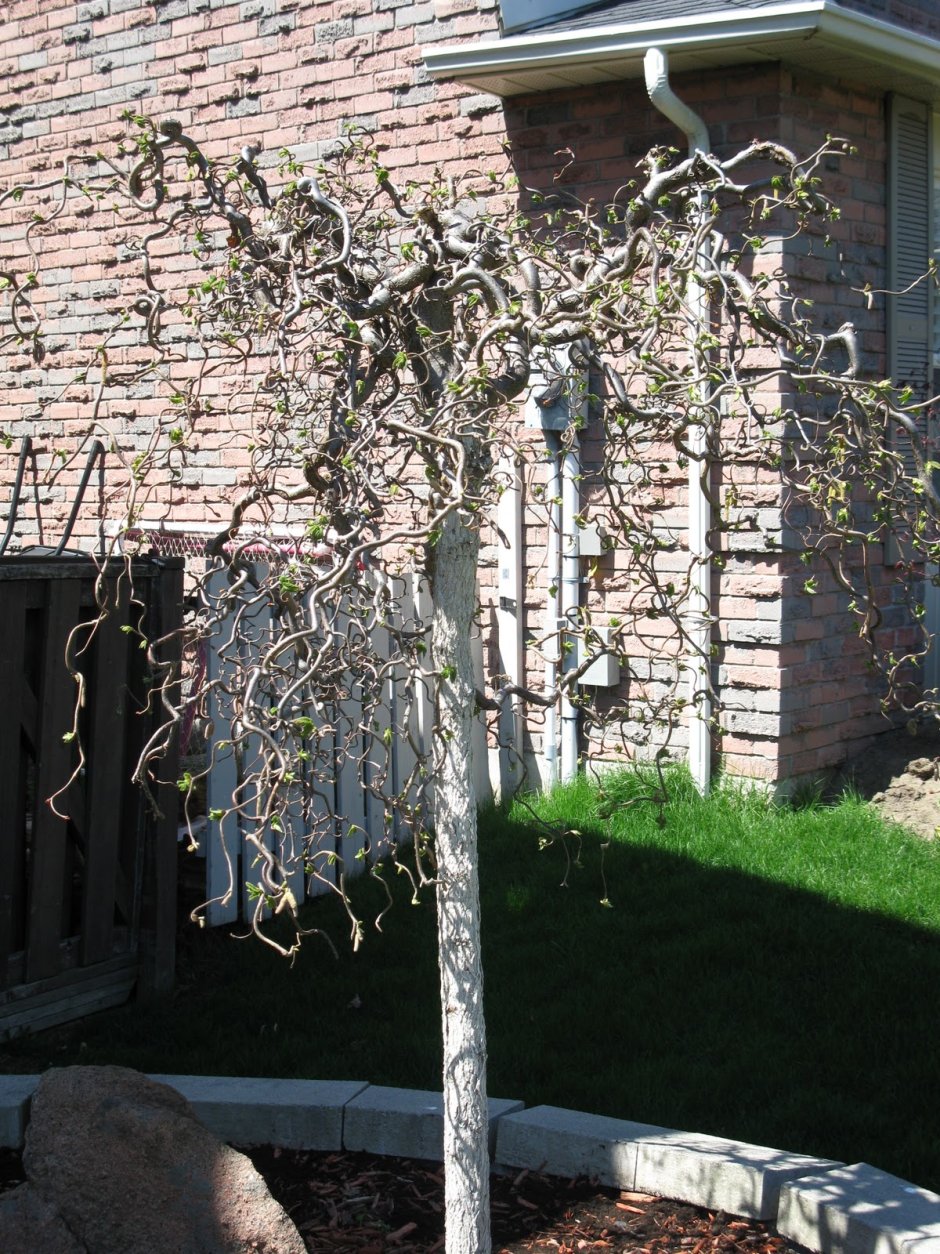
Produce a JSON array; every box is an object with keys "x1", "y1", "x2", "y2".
[
  {"x1": 125, "y1": 518, "x2": 526, "y2": 926},
  {"x1": 199, "y1": 567, "x2": 501, "y2": 926}
]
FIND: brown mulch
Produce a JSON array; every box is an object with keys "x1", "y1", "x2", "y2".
[
  {"x1": 237, "y1": 1146, "x2": 802, "y2": 1254},
  {"x1": 0, "y1": 1142, "x2": 802, "y2": 1254}
]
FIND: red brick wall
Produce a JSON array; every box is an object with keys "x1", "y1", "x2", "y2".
[
  {"x1": 0, "y1": 0, "x2": 508, "y2": 534},
  {"x1": 0, "y1": 4, "x2": 915, "y2": 786},
  {"x1": 498, "y1": 63, "x2": 900, "y2": 784}
]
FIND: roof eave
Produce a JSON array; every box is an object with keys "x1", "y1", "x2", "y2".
[{"x1": 423, "y1": 0, "x2": 940, "y2": 101}]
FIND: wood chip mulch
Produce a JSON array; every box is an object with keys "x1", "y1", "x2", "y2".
[
  {"x1": 1, "y1": 1141, "x2": 803, "y2": 1254},
  {"x1": 236, "y1": 1146, "x2": 805, "y2": 1254}
]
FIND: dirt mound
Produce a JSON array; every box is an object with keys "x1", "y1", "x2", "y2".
[{"x1": 831, "y1": 725, "x2": 940, "y2": 840}]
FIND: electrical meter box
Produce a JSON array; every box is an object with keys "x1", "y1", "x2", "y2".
[
  {"x1": 577, "y1": 521, "x2": 605, "y2": 557},
  {"x1": 524, "y1": 350, "x2": 586, "y2": 431},
  {"x1": 576, "y1": 628, "x2": 620, "y2": 687}
]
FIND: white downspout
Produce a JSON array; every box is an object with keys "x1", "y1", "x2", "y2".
[
  {"x1": 644, "y1": 46, "x2": 713, "y2": 796},
  {"x1": 644, "y1": 47, "x2": 709, "y2": 156}
]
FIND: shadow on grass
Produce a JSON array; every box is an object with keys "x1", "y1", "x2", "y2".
[
  {"x1": 479, "y1": 808, "x2": 939, "y2": 1193},
  {"x1": 2, "y1": 805, "x2": 938, "y2": 1193}
]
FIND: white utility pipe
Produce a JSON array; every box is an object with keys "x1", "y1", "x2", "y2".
[
  {"x1": 543, "y1": 434, "x2": 562, "y2": 787},
  {"x1": 560, "y1": 437, "x2": 581, "y2": 783},
  {"x1": 644, "y1": 46, "x2": 712, "y2": 796},
  {"x1": 496, "y1": 455, "x2": 525, "y2": 798}
]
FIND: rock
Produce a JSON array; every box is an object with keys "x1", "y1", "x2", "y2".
[
  {"x1": 907, "y1": 757, "x2": 937, "y2": 779},
  {"x1": 22, "y1": 1065, "x2": 306, "y2": 1254},
  {"x1": 0, "y1": 1182, "x2": 86, "y2": 1254},
  {"x1": 831, "y1": 727, "x2": 940, "y2": 840}
]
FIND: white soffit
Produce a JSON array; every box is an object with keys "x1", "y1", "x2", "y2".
[{"x1": 424, "y1": 1, "x2": 940, "y2": 102}]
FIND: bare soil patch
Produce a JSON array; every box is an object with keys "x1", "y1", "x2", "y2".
[{"x1": 831, "y1": 725, "x2": 940, "y2": 840}]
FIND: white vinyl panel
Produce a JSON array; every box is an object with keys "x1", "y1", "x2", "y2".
[
  {"x1": 335, "y1": 595, "x2": 368, "y2": 877},
  {"x1": 364, "y1": 586, "x2": 393, "y2": 863},
  {"x1": 387, "y1": 574, "x2": 419, "y2": 847},
  {"x1": 411, "y1": 572, "x2": 436, "y2": 840},
  {"x1": 496, "y1": 456, "x2": 524, "y2": 799},
  {"x1": 204, "y1": 567, "x2": 243, "y2": 927},
  {"x1": 302, "y1": 717, "x2": 339, "y2": 898},
  {"x1": 470, "y1": 620, "x2": 494, "y2": 807},
  {"x1": 235, "y1": 572, "x2": 275, "y2": 922},
  {"x1": 273, "y1": 629, "x2": 314, "y2": 912}
]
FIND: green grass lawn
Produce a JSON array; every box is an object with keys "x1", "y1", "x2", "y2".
[{"x1": 4, "y1": 769, "x2": 940, "y2": 1191}]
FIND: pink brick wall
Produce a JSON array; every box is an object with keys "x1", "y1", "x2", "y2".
[
  {"x1": 0, "y1": 0, "x2": 507, "y2": 542},
  {"x1": 0, "y1": 3, "x2": 915, "y2": 786},
  {"x1": 497, "y1": 63, "x2": 900, "y2": 784}
]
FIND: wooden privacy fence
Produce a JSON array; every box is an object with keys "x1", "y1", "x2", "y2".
[{"x1": 0, "y1": 556, "x2": 183, "y2": 1038}]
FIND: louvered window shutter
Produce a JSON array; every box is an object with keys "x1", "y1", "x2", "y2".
[
  {"x1": 886, "y1": 94, "x2": 940, "y2": 668},
  {"x1": 887, "y1": 95, "x2": 933, "y2": 475}
]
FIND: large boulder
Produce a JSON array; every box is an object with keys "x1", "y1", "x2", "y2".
[
  {"x1": 20, "y1": 1065, "x2": 307, "y2": 1254},
  {"x1": 0, "y1": 1182, "x2": 86, "y2": 1254}
]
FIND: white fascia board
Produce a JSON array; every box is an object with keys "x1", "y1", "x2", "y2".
[
  {"x1": 424, "y1": 1, "x2": 940, "y2": 97},
  {"x1": 815, "y1": 4, "x2": 940, "y2": 81},
  {"x1": 425, "y1": 2, "x2": 827, "y2": 83}
]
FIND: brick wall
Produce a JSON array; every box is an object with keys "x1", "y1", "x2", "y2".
[
  {"x1": 0, "y1": 0, "x2": 509, "y2": 548},
  {"x1": 0, "y1": 3, "x2": 916, "y2": 786},
  {"x1": 499, "y1": 62, "x2": 901, "y2": 784}
]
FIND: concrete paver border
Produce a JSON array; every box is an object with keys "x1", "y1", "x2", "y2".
[{"x1": 2, "y1": 1073, "x2": 938, "y2": 1254}]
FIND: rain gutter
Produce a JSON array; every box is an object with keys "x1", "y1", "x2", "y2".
[{"x1": 424, "y1": 1, "x2": 940, "y2": 100}]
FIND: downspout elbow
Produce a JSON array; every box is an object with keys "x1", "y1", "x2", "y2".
[{"x1": 644, "y1": 47, "x2": 709, "y2": 157}]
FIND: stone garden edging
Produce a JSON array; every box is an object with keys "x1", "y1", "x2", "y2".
[{"x1": 2, "y1": 1073, "x2": 938, "y2": 1254}]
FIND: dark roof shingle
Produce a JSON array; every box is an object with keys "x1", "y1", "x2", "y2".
[{"x1": 532, "y1": 0, "x2": 813, "y2": 33}]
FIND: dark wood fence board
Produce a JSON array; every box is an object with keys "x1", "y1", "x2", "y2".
[
  {"x1": 137, "y1": 562, "x2": 183, "y2": 998},
  {"x1": 25, "y1": 579, "x2": 83, "y2": 982},
  {"x1": 3, "y1": 926, "x2": 131, "y2": 990},
  {"x1": 2, "y1": 556, "x2": 184, "y2": 1025},
  {"x1": 0, "y1": 954, "x2": 138, "y2": 1040},
  {"x1": 0, "y1": 583, "x2": 27, "y2": 974},
  {"x1": 80, "y1": 580, "x2": 132, "y2": 966},
  {"x1": 0, "y1": 559, "x2": 158, "y2": 582}
]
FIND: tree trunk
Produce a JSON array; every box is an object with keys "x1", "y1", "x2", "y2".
[{"x1": 430, "y1": 505, "x2": 491, "y2": 1254}]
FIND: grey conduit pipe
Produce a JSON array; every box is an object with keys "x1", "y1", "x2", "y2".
[
  {"x1": 540, "y1": 363, "x2": 582, "y2": 787},
  {"x1": 645, "y1": 47, "x2": 713, "y2": 795},
  {"x1": 541, "y1": 423, "x2": 581, "y2": 786}
]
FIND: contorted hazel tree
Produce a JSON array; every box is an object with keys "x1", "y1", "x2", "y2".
[{"x1": 1, "y1": 120, "x2": 935, "y2": 1253}]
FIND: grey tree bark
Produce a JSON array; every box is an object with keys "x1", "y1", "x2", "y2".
[{"x1": 430, "y1": 504, "x2": 491, "y2": 1254}]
